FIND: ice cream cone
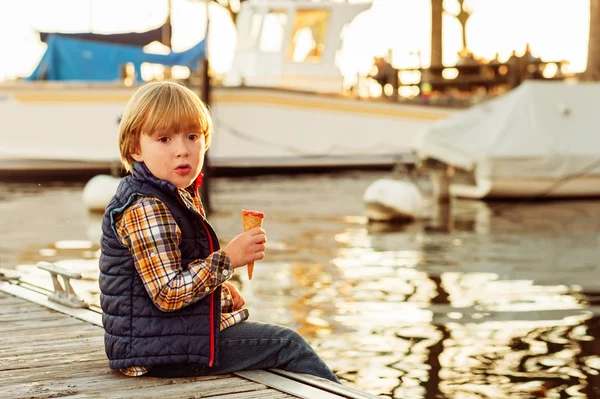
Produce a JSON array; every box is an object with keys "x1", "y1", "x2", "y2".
[{"x1": 241, "y1": 210, "x2": 265, "y2": 280}]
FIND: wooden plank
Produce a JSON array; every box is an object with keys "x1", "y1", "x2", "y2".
[
  {"x1": 1, "y1": 351, "x2": 107, "y2": 371},
  {"x1": 0, "y1": 346, "x2": 106, "y2": 367},
  {"x1": 0, "y1": 287, "x2": 376, "y2": 399},
  {"x1": 211, "y1": 388, "x2": 298, "y2": 399},
  {"x1": 2, "y1": 374, "x2": 233, "y2": 398},
  {"x1": 0, "y1": 302, "x2": 44, "y2": 315},
  {"x1": 0, "y1": 293, "x2": 284, "y2": 399},
  {"x1": 236, "y1": 370, "x2": 346, "y2": 399},
  {"x1": 0, "y1": 317, "x2": 85, "y2": 333},
  {"x1": 63, "y1": 389, "x2": 297, "y2": 399},
  {"x1": 0, "y1": 295, "x2": 29, "y2": 305},
  {"x1": 0, "y1": 330, "x2": 102, "y2": 348},
  {"x1": 0, "y1": 309, "x2": 69, "y2": 322},
  {"x1": 0, "y1": 360, "x2": 111, "y2": 386},
  {"x1": 0, "y1": 315, "x2": 99, "y2": 331},
  {"x1": 0, "y1": 346, "x2": 102, "y2": 370},
  {"x1": 0, "y1": 283, "x2": 103, "y2": 326},
  {"x1": 0, "y1": 327, "x2": 100, "y2": 345},
  {"x1": 58, "y1": 372, "x2": 228, "y2": 389},
  {"x1": 269, "y1": 370, "x2": 381, "y2": 399},
  {"x1": 209, "y1": 392, "x2": 296, "y2": 399},
  {"x1": 3, "y1": 376, "x2": 269, "y2": 399},
  {"x1": 0, "y1": 319, "x2": 99, "y2": 334},
  {"x1": 0, "y1": 336, "x2": 104, "y2": 354}
]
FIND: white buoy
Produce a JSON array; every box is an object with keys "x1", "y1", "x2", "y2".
[
  {"x1": 363, "y1": 178, "x2": 424, "y2": 222},
  {"x1": 82, "y1": 175, "x2": 121, "y2": 213}
]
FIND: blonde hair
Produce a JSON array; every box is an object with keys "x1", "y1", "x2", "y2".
[{"x1": 118, "y1": 81, "x2": 213, "y2": 172}]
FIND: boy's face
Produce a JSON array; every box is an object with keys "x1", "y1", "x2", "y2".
[{"x1": 131, "y1": 131, "x2": 205, "y2": 189}]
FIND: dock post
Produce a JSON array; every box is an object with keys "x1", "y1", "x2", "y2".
[
  {"x1": 428, "y1": 159, "x2": 452, "y2": 203},
  {"x1": 428, "y1": 159, "x2": 454, "y2": 232},
  {"x1": 425, "y1": 159, "x2": 455, "y2": 232}
]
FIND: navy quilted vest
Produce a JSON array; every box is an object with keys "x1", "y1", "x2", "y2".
[{"x1": 99, "y1": 162, "x2": 221, "y2": 370}]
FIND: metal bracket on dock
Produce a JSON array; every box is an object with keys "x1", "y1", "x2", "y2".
[{"x1": 37, "y1": 261, "x2": 89, "y2": 309}]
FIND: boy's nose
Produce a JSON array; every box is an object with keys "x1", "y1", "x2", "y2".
[
  {"x1": 176, "y1": 148, "x2": 190, "y2": 158},
  {"x1": 175, "y1": 140, "x2": 190, "y2": 157}
]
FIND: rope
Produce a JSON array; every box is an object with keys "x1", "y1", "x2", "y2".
[{"x1": 524, "y1": 158, "x2": 600, "y2": 201}]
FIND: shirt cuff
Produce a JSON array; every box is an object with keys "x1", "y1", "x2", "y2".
[{"x1": 207, "y1": 249, "x2": 234, "y2": 286}]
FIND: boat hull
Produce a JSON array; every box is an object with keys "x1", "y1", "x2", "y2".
[
  {"x1": 0, "y1": 84, "x2": 455, "y2": 172},
  {"x1": 452, "y1": 176, "x2": 600, "y2": 199}
]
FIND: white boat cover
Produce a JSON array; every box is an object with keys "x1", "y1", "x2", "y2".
[{"x1": 415, "y1": 81, "x2": 600, "y2": 180}]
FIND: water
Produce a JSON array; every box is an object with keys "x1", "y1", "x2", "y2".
[{"x1": 1, "y1": 172, "x2": 599, "y2": 398}]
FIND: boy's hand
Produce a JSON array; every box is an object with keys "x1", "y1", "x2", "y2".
[
  {"x1": 223, "y1": 227, "x2": 266, "y2": 269},
  {"x1": 223, "y1": 282, "x2": 246, "y2": 310}
]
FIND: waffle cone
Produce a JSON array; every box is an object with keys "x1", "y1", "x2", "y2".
[{"x1": 241, "y1": 211, "x2": 264, "y2": 280}]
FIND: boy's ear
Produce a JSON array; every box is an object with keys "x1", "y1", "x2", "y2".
[{"x1": 130, "y1": 144, "x2": 142, "y2": 162}]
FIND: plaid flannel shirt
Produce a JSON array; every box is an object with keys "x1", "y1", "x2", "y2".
[{"x1": 113, "y1": 187, "x2": 248, "y2": 377}]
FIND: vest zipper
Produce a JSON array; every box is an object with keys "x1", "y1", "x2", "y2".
[
  {"x1": 200, "y1": 219, "x2": 216, "y2": 367},
  {"x1": 209, "y1": 287, "x2": 215, "y2": 367}
]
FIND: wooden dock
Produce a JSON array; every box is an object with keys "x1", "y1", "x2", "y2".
[{"x1": 0, "y1": 278, "x2": 378, "y2": 399}]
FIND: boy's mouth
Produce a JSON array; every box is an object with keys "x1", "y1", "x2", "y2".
[{"x1": 175, "y1": 164, "x2": 192, "y2": 175}]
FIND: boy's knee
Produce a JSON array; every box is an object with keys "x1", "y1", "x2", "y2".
[
  {"x1": 279, "y1": 326, "x2": 310, "y2": 348},
  {"x1": 285, "y1": 326, "x2": 301, "y2": 339}
]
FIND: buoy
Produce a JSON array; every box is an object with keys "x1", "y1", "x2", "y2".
[
  {"x1": 82, "y1": 175, "x2": 121, "y2": 213},
  {"x1": 363, "y1": 178, "x2": 424, "y2": 222}
]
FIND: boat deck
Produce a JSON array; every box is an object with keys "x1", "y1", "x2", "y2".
[{"x1": 0, "y1": 279, "x2": 376, "y2": 399}]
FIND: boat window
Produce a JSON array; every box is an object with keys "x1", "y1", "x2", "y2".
[
  {"x1": 286, "y1": 9, "x2": 330, "y2": 63},
  {"x1": 259, "y1": 10, "x2": 288, "y2": 53}
]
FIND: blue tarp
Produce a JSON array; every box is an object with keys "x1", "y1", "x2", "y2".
[
  {"x1": 145, "y1": 40, "x2": 206, "y2": 68},
  {"x1": 27, "y1": 35, "x2": 206, "y2": 81}
]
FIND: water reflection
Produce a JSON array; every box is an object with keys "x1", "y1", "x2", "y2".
[
  {"x1": 330, "y1": 198, "x2": 600, "y2": 398},
  {"x1": 2, "y1": 175, "x2": 600, "y2": 398}
]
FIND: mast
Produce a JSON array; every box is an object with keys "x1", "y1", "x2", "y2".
[
  {"x1": 586, "y1": 0, "x2": 600, "y2": 80},
  {"x1": 200, "y1": 0, "x2": 212, "y2": 214},
  {"x1": 162, "y1": 0, "x2": 173, "y2": 48},
  {"x1": 430, "y1": 0, "x2": 443, "y2": 66}
]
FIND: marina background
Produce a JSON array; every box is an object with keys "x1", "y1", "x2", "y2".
[
  {"x1": 2, "y1": 0, "x2": 600, "y2": 397},
  {"x1": 1, "y1": 173, "x2": 599, "y2": 397},
  {"x1": 0, "y1": 0, "x2": 591, "y2": 83}
]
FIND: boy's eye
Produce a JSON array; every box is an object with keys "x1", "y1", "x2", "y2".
[
  {"x1": 187, "y1": 133, "x2": 199, "y2": 141},
  {"x1": 158, "y1": 137, "x2": 170, "y2": 143}
]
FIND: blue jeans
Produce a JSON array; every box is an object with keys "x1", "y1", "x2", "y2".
[{"x1": 146, "y1": 321, "x2": 340, "y2": 383}]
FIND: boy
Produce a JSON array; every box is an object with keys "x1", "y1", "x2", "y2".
[{"x1": 99, "y1": 81, "x2": 339, "y2": 382}]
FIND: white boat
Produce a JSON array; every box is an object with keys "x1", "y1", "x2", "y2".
[
  {"x1": 0, "y1": 0, "x2": 456, "y2": 173},
  {"x1": 416, "y1": 80, "x2": 600, "y2": 199}
]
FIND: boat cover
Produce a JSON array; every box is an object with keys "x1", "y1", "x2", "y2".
[
  {"x1": 27, "y1": 35, "x2": 205, "y2": 81},
  {"x1": 415, "y1": 81, "x2": 600, "y2": 179},
  {"x1": 38, "y1": 20, "x2": 171, "y2": 47}
]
